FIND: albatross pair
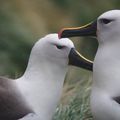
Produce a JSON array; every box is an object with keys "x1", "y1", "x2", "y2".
[
  {"x1": 0, "y1": 34, "x2": 92, "y2": 120},
  {"x1": 59, "y1": 10, "x2": 120, "y2": 120}
]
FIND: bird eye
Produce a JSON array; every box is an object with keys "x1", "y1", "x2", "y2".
[
  {"x1": 56, "y1": 45, "x2": 65, "y2": 49},
  {"x1": 100, "y1": 18, "x2": 112, "y2": 24}
]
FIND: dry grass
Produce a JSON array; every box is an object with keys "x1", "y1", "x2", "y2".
[{"x1": 53, "y1": 68, "x2": 93, "y2": 120}]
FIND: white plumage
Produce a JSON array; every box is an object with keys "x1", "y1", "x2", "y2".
[
  {"x1": 16, "y1": 34, "x2": 74, "y2": 120},
  {"x1": 58, "y1": 9, "x2": 120, "y2": 120},
  {"x1": 90, "y1": 10, "x2": 120, "y2": 120},
  {"x1": 0, "y1": 34, "x2": 72, "y2": 120},
  {"x1": 0, "y1": 33, "x2": 91, "y2": 120}
]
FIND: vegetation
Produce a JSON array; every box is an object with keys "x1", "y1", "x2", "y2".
[
  {"x1": 0, "y1": 0, "x2": 120, "y2": 119},
  {"x1": 53, "y1": 72, "x2": 92, "y2": 120}
]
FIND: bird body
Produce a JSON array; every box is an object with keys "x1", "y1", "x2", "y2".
[
  {"x1": 0, "y1": 34, "x2": 92, "y2": 120},
  {"x1": 91, "y1": 10, "x2": 120, "y2": 120},
  {"x1": 16, "y1": 34, "x2": 72, "y2": 120},
  {"x1": 16, "y1": 59, "x2": 67, "y2": 120},
  {"x1": 59, "y1": 10, "x2": 120, "y2": 120}
]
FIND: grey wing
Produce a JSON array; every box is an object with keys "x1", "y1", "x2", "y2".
[
  {"x1": 0, "y1": 77, "x2": 33, "y2": 120},
  {"x1": 113, "y1": 96, "x2": 120, "y2": 104},
  {"x1": 18, "y1": 113, "x2": 41, "y2": 120}
]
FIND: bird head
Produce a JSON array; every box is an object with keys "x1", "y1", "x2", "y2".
[
  {"x1": 97, "y1": 10, "x2": 120, "y2": 45},
  {"x1": 31, "y1": 34, "x2": 92, "y2": 71},
  {"x1": 58, "y1": 10, "x2": 120, "y2": 46}
]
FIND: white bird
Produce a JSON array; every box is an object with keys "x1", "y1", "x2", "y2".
[
  {"x1": 59, "y1": 10, "x2": 120, "y2": 120},
  {"x1": 0, "y1": 34, "x2": 92, "y2": 120}
]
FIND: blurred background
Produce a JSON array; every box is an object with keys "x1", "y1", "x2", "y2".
[{"x1": 0, "y1": 0, "x2": 120, "y2": 119}]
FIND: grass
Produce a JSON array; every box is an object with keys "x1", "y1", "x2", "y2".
[{"x1": 53, "y1": 69, "x2": 93, "y2": 120}]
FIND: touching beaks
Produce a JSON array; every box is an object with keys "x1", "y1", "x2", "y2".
[
  {"x1": 69, "y1": 48, "x2": 93, "y2": 71},
  {"x1": 58, "y1": 21, "x2": 97, "y2": 38},
  {"x1": 59, "y1": 21, "x2": 97, "y2": 71}
]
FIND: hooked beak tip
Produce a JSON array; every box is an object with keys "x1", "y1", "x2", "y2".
[{"x1": 58, "y1": 29, "x2": 62, "y2": 39}]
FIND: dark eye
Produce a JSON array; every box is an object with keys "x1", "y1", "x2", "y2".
[
  {"x1": 56, "y1": 45, "x2": 65, "y2": 49},
  {"x1": 100, "y1": 19, "x2": 112, "y2": 24}
]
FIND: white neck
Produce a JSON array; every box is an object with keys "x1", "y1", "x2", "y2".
[
  {"x1": 93, "y1": 42, "x2": 120, "y2": 91},
  {"x1": 16, "y1": 54, "x2": 67, "y2": 120},
  {"x1": 91, "y1": 42, "x2": 120, "y2": 120}
]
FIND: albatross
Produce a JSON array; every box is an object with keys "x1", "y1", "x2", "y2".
[
  {"x1": 59, "y1": 10, "x2": 120, "y2": 120},
  {"x1": 0, "y1": 34, "x2": 92, "y2": 120}
]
